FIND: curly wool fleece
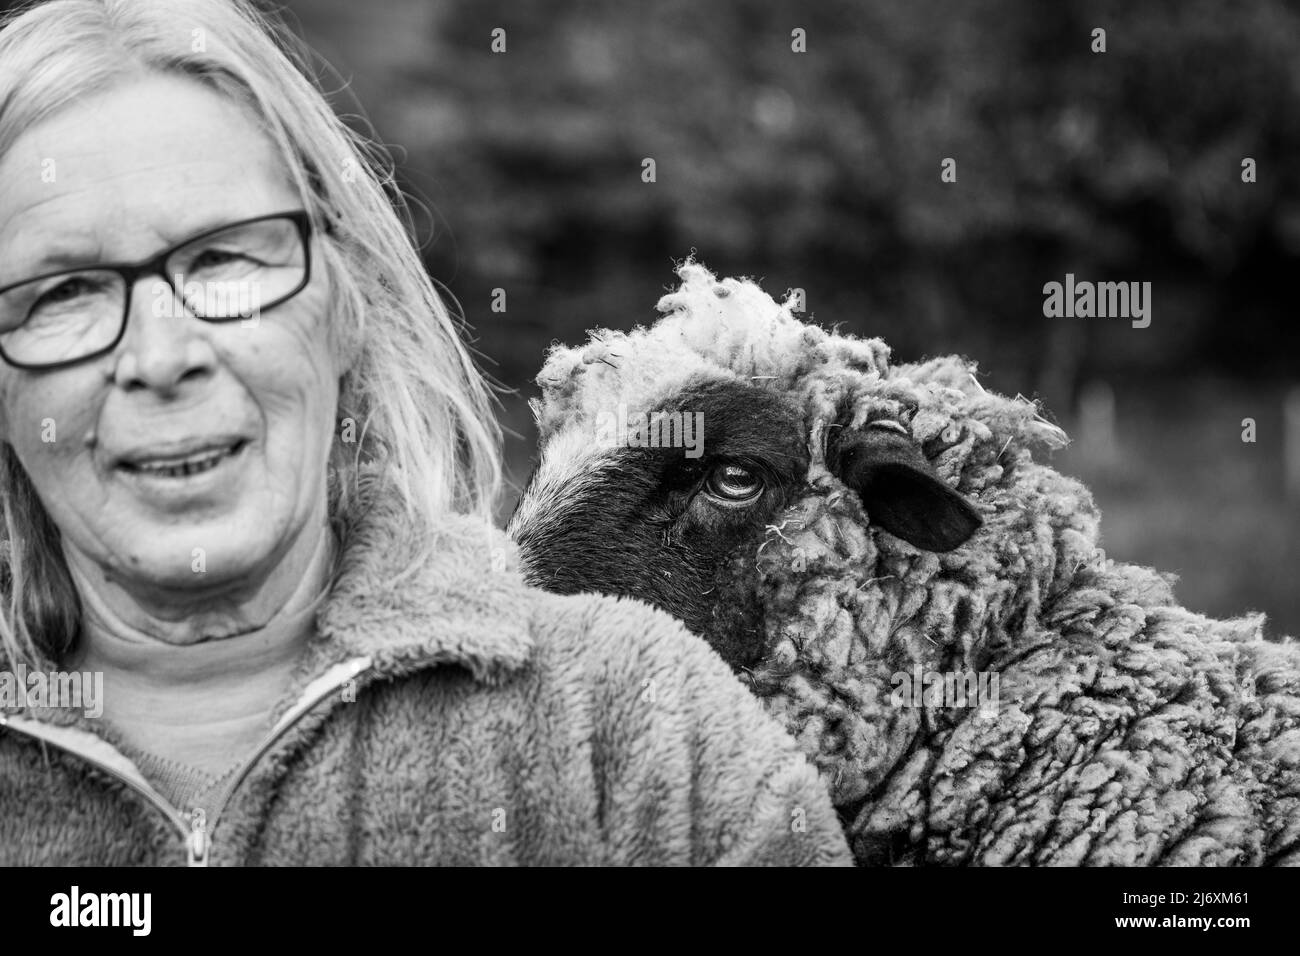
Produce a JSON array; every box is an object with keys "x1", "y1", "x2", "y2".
[{"x1": 527, "y1": 259, "x2": 1300, "y2": 866}]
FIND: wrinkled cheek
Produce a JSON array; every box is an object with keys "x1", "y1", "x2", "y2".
[
  {"x1": 240, "y1": 341, "x2": 338, "y2": 465},
  {"x1": 744, "y1": 490, "x2": 928, "y2": 806}
]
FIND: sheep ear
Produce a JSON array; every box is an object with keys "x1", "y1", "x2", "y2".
[{"x1": 835, "y1": 427, "x2": 982, "y2": 552}]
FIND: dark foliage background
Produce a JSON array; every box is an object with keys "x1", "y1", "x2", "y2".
[{"x1": 8, "y1": 0, "x2": 1295, "y2": 632}]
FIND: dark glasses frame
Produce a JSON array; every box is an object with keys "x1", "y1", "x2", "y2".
[{"x1": 0, "y1": 209, "x2": 314, "y2": 371}]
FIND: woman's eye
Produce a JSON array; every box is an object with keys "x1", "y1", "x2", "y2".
[
  {"x1": 192, "y1": 249, "x2": 236, "y2": 266},
  {"x1": 31, "y1": 275, "x2": 111, "y2": 315},
  {"x1": 188, "y1": 248, "x2": 254, "y2": 274},
  {"x1": 40, "y1": 277, "x2": 94, "y2": 304},
  {"x1": 703, "y1": 463, "x2": 764, "y2": 505}
]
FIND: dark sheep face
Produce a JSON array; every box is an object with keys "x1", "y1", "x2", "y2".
[
  {"x1": 509, "y1": 374, "x2": 987, "y2": 807},
  {"x1": 511, "y1": 379, "x2": 809, "y2": 670},
  {"x1": 508, "y1": 377, "x2": 981, "y2": 673}
]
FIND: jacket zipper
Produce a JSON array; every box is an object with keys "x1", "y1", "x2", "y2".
[{"x1": 0, "y1": 656, "x2": 371, "y2": 866}]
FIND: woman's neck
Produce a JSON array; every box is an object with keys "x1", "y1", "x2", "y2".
[{"x1": 65, "y1": 517, "x2": 337, "y2": 776}]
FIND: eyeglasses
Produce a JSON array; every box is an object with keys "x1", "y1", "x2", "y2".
[{"x1": 0, "y1": 210, "x2": 313, "y2": 371}]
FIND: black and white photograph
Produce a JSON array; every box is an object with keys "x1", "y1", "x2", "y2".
[{"x1": 0, "y1": 0, "x2": 1296, "y2": 928}]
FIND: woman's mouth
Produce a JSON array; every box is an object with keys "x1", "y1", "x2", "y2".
[{"x1": 118, "y1": 439, "x2": 249, "y2": 478}]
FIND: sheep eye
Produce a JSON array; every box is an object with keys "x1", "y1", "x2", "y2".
[{"x1": 703, "y1": 463, "x2": 764, "y2": 505}]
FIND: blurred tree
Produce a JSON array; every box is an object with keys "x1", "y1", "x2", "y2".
[{"x1": 287, "y1": 0, "x2": 1300, "y2": 399}]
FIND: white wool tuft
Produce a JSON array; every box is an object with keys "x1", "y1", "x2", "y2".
[{"x1": 532, "y1": 258, "x2": 892, "y2": 443}]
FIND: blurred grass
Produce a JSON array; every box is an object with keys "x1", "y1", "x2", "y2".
[{"x1": 1053, "y1": 377, "x2": 1299, "y2": 637}]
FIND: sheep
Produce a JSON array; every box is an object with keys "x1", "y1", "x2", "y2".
[{"x1": 507, "y1": 259, "x2": 1300, "y2": 866}]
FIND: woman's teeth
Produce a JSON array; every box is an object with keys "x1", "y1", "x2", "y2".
[{"x1": 133, "y1": 444, "x2": 239, "y2": 478}]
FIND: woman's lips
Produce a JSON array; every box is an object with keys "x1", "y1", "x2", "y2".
[{"x1": 116, "y1": 438, "x2": 249, "y2": 478}]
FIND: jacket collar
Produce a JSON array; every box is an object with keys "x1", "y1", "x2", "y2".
[{"x1": 304, "y1": 464, "x2": 535, "y2": 685}]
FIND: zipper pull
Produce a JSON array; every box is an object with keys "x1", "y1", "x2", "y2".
[{"x1": 187, "y1": 807, "x2": 209, "y2": 867}]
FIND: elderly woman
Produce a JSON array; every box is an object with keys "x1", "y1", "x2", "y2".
[{"x1": 0, "y1": 0, "x2": 850, "y2": 866}]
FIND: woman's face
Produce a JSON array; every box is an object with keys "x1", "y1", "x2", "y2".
[{"x1": 0, "y1": 73, "x2": 343, "y2": 605}]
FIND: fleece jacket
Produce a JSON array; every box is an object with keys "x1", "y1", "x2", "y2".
[{"x1": 0, "y1": 467, "x2": 852, "y2": 867}]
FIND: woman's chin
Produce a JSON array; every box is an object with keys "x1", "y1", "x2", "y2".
[
  {"x1": 95, "y1": 517, "x2": 291, "y2": 596},
  {"x1": 115, "y1": 541, "x2": 275, "y2": 594}
]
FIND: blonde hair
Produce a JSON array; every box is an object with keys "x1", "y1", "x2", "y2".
[{"x1": 0, "y1": 0, "x2": 503, "y2": 666}]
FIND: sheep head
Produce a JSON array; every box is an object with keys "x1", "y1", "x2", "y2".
[
  {"x1": 509, "y1": 259, "x2": 1295, "y2": 865},
  {"x1": 510, "y1": 259, "x2": 1059, "y2": 799}
]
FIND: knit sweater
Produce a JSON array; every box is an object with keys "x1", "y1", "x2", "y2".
[
  {"x1": 128, "y1": 750, "x2": 239, "y2": 813},
  {"x1": 0, "y1": 467, "x2": 852, "y2": 866}
]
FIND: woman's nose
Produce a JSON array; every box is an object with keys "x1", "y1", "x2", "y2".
[{"x1": 112, "y1": 276, "x2": 219, "y2": 392}]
